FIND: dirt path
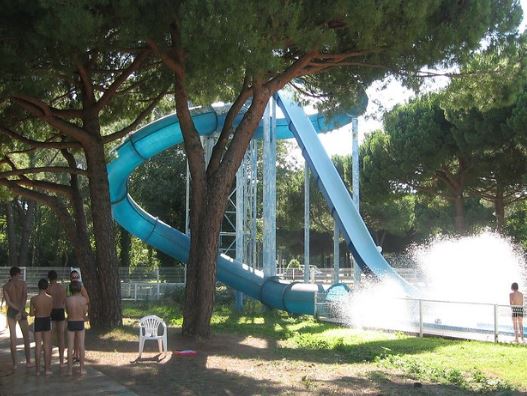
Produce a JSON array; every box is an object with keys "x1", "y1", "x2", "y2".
[
  {"x1": 0, "y1": 313, "x2": 137, "y2": 396},
  {"x1": 85, "y1": 327, "x2": 481, "y2": 395}
]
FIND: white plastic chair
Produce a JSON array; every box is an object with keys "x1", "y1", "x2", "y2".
[{"x1": 138, "y1": 315, "x2": 167, "y2": 358}]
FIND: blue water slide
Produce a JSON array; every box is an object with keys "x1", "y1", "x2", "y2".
[
  {"x1": 108, "y1": 106, "x2": 351, "y2": 315},
  {"x1": 107, "y1": 96, "x2": 417, "y2": 316},
  {"x1": 275, "y1": 92, "x2": 418, "y2": 297}
]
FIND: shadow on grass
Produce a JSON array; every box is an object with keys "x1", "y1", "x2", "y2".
[
  {"x1": 208, "y1": 335, "x2": 459, "y2": 365},
  {"x1": 90, "y1": 300, "x2": 460, "y2": 365},
  {"x1": 322, "y1": 371, "x2": 486, "y2": 396},
  {"x1": 86, "y1": 322, "x2": 454, "y2": 366}
]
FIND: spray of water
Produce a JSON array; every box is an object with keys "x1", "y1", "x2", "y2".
[
  {"x1": 415, "y1": 231, "x2": 526, "y2": 304},
  {"x1": 338, "y1": 232, "x2": 526, "y2": 332}
]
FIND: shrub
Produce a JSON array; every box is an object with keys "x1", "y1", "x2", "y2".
[{"x1": 287, "y1": 258, "x2": 301, "y2": 269}]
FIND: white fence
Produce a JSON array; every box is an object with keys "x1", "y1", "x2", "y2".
[
  {"x1": 0, "y1": 266, "x2": 186, "y2": 301},
  {"x1": 277, "y1": 266, "x2": 421, "y2": 285},
  {"x1": 315, "y1": 292, "x2": 526, "y2": 343},
  {"x1": 1, "y1": 265, "x2": 425, "y2": 302}
]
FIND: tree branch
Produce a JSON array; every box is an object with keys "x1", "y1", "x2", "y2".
[
  {"x1": 0, "y1": 179, "x2": 76, "y2": 237},
  {"x1": 266, "y1": 51, "x2": 318, "y2": 91},
  {"x1": 147, "y1": 38, "x2": 185, "y2": 79},
  {"x1": 102, "y1": 89, "x2": 168, "y2": 143},
  {"x1": 76, "y1": 61, "x2": 96, "y2": 106},
  {"x1": 207, "y1": 76, "x2": 251, "y2": 177},
  {"x1": 95, "y1": 48, "x2": 151, "y2": 112},
  {"x1": 11, "y1": 96, "x2": 91, "y2": 144},
  {"x1": 213, "y1": 82, "x2": 270, "y2": 189},
  {"x1": 0, "y1": 124, "x2": 81, "y2": 149},
  {"x1": 14, "y1": 178, "x2": 73, "y2": 198},
  {"x1": 0, "y1": 166, "x2": 86, "y2": 178}
]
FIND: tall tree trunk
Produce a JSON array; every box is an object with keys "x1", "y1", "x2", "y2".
[
  {"x1": 119, "y1": 229, "x2": 131, "y2": 267},
  {"x1": 18, "y1": 200, "x2": 36, "y2": 267},
  {"x1": 6, "y1": 201, "x2": 18, "y2": 267},
  {"x1": 182, "y1": 193, "x2": 226, "y2": 337},
  {"x1": 58, "y1": 192, "x2": 98, "y2": 324},
  {"x1": 453, "y1": 193, "x2": 465, "y2": 234},
  {"x1": 64, "y1": 149, "x2": 100, "y2": 327},
  {"x1": 84, "y1": 143, "x2": 122, "y2": 328},
  {"x1": 180, "y1": 88, "x2": 270, "y2": 337},
  {"x1": 494, "y1": 185, "x2": 505, "y2": 233}
]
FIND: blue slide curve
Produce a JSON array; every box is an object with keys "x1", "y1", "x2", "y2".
[{"x1": 107, "y1": 94, "x2": 416, "y2": 316}]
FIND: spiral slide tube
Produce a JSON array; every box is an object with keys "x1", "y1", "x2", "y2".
[{"x1": 108, "y1": 105, "x2": 352, "y2": 315}]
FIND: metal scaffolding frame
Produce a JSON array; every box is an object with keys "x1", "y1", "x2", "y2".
[
  {"x1": 263, "y1": 99, "x2": 277, "y2": 278},
  {"x1": 184, "y1": 126, "x2": 259, "y2": 271},
  {"x1": 183, "y1": 102, "x2": 356, "y2": 300}
]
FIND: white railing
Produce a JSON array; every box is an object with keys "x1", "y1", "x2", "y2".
[
  {"x1": 277, "y1": 266, "x2": 422, "y2": 285},
  {"x1": 121, "y1": 282, "x2": 184, "y2": 301},
  {"x1": 0, "y1": 266, "x2": 186, "y2": 301},
  {"x1": 315, "y1": 292, "x2": 526, "y2": 343}
]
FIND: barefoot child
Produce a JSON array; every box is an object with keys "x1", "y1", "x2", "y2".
[
  {"x1": 47, "y1": 270, "x2": 67, "y2": 367},
  {"x1": 3, "y1": 266, "x2": 33, "y2": 370},
  {"x1": 29, "y1": 279, "x2": 53, "y2": 375},
  {"x1": 510, "y1": 282, "x2": 524, "y2": 343},
  {"x1": 69, "y1": 270, "x2": 89, "y2": 362},
  {"x1": 65, "y1": 281, "x2": 88, "y2": 375}
]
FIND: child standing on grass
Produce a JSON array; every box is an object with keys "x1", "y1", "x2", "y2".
[
  {"x1": 66, "y1": 281, "x2": 88, "y2": 375},
  {"x1": 510, "y1": 282, "x2": 524, "y2": 343}
]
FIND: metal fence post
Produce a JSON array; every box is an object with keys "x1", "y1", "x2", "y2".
[
  {"x1": 134, "y1": 283, "x2": 137, "y2": 301},
  {"x1": 419, "y1": 299, "x2": 423, "y2": 338},
  {"x1": 494, "y1": 304, "x2": 498, "y2": 343},
  {"x1": 314, "y1": 291, "x2": 318, "y2": 319},
  {"x1": 156, "y1": 268, "x2": 160, "y2": 299}
]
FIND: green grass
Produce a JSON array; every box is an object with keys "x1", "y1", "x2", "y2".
[{"x1": 122, "y1": 301, "x2": 527, "y2": 392}]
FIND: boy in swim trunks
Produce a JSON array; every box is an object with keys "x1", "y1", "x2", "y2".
[
  {"x1": 47, "y1": 270, "x2": 67, "y2": 367},
  {"x1": 2, "y1": 266, "x2": 33, "y2": 370},
  {"x1": 65, "y1": 281, "x2": 88, "y2": 375},
  {"x1": 510, "y1": 282, "x2": 524, "y2": 343},
  {"x1": 29, "y1": 279, "x2": 53, "y2": 375},
  {"x1": 69, "y1": 270, "x2": 89, "y2": 362}
]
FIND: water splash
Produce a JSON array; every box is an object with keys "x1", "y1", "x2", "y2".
[
  {"x1": 415, "y1": 231, "x2": 526, "y2": 304},
  {"x1": 338, "y1": 232, "x2": 526, "y2": 333}
]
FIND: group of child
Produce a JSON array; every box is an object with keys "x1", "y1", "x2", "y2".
[{"x1": 3, "y1": 266, "x2": 89, "y2": 375}]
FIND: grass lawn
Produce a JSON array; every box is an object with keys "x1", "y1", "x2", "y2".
[{"x1": 112, "y1": 300, "x2": 527, "y2": 394}]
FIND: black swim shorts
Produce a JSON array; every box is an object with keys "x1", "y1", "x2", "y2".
[
  {"x1": 50, "y1": 308, "x2": 65, "y2": 321},
  {"x1": 7, "y1": 307, "x2": 27, "y2": 321},
  {"x1": 34, "y1": 317, "x2": 51, "y2": 332},
  {"x1": 67, "y1": 320, "x2": 84, "y2": 332}
]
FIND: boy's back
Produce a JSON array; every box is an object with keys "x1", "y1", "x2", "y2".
[
  {"x1": 4, "y1": 278, "x2": 26, "y2": 309},
  {"x1": 30, "y1": 293, "x2": 52, "y2": 318},
  {"x1": 65, "y1": 295, "x2": 88, "y2": 321},
  {"x1": 48, "y1": 282, "x2": 66, "y2": 309},
  {"x1": 510, "y1": 290, "x2": 524, "y2": 306},
  {"x1": 65, "y1": 284, "x2": 88, "y2": 375}
]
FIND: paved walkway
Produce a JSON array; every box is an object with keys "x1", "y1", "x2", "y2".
[{"x1": 0, "y1": 313, "x2": 137, "y2": 396}]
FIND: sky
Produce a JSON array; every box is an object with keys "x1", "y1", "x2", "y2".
[{"x1": 306, "y1": 0, "x2": 527, "y2": 159}]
